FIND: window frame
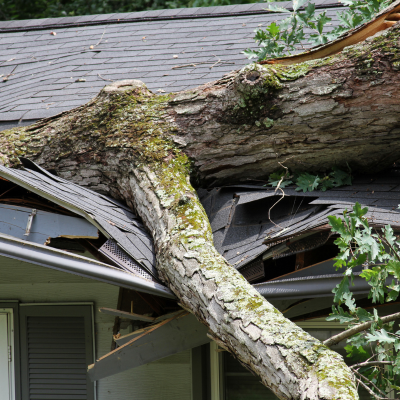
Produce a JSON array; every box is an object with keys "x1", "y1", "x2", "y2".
[{"x1": 0, "y1": 301, "x2": 20, "y2": 400}]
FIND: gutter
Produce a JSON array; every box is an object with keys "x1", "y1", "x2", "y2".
[
  {"x1": 0, "y1": 233, "x2": 175, "y2": 299},
  {"x1": 254, "y1": 273, "x2": 376, "y2": 300}
]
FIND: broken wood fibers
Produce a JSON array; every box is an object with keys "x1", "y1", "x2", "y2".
[
  {"x1": 88, "y1": 310, "x2": 188, "y2": 367},
  {"x1": 260, "y1": 0, "x2": 400, "y2": 66}
]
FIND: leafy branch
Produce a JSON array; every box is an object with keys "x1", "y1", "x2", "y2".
[
  {"x1": 324, "y1": 203, "x2": 400, "y2": 399},
  {"x1": 245, "y1": 0, "x2": 392, "y2": 61}
]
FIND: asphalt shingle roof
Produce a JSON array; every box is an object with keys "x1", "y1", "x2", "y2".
[
  {"x1": 0, "y1": 1, "x2": 345, "y2": 129},
  {"x1": 0, "y1": 159, "x2": 157, "y2": 281},
  {"x1": 199, "y1": 170, "x2": 400, "y2": 270}
]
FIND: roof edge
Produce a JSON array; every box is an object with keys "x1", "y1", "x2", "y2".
[{"x1": 0, "y1": 1, "x2": 343, "y2": 33}]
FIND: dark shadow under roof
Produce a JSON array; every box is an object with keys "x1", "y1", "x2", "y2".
[
  {"x1": 0, "y1": 1, "x2": 345, "y2": 129},
  {"x1": 0, "y1": 160, "x2": 157, "y2": 281},
  {"x1": 199, "y1": 170, "x2": 400, "y2": 270}
]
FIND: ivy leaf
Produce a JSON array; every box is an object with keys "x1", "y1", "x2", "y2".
[{"x1": 295, "y1": 173, "x2": 320, "y2": 192}]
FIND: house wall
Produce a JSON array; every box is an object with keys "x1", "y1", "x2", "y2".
[{"x1": 0, "y1": 257, "x2": 192, "y2": 400}]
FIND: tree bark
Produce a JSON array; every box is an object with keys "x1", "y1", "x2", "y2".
[{"x1": 3, "y1": 22, "x2": 400, "y2": 400}]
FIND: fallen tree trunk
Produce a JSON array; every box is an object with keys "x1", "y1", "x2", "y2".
[{"x1": 3, "y1": 21, "x2": 400, "y2": 400}]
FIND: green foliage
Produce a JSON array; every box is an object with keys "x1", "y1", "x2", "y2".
[
  {"x1": 265, "y1": 166, "x2": 352, "y2": 192},
  {"x1": 245, "y1": 0, "x2": 392, "y2": 61},
  {"x1": 0, "y1": 0, "x2": 262, "y2": 20},
  {"x1": 327, "y1": 203, "x2": 400, "y2": 398}
]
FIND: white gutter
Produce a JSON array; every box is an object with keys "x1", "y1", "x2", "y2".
[{"x1": 0, "y1": 233, "x2": 175, "y2": 299}]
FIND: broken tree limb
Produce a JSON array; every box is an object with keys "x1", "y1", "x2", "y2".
[
  {"x1": 6, "y1": 21, "x2": 400, "y2": 399},
  {"x1": 323, "y1": 311, "x2": 400, "y2": 347},
  {"x1": 261, "y1": 0, "x2": 400, "y2": 65}
]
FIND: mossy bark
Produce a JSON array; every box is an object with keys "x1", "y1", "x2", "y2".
[{"x1": 4, "y1": 24, "x2": 400, "y2": 399}]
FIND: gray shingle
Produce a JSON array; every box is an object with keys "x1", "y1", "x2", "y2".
[{"x1": 0, "y1": 1, "x2": 349, "y2": 124}]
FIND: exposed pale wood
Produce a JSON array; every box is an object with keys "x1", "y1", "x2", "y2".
[
  {"x1": 8, "y1": 22, "x2": 400, "y2": 394},
  {"x1": 114, "y1": 325, "x2": 155, "y2": 346},
  {"x1": 99, "y1": 307, "x2": 155, "y2": 322},
  {"x1": 385, "y1": 20, "x2": 397, "y2": 27},
  {"x1": 261, "y1": 0, "x2": 400, "y2": 65},
  {"x1": 386, "y1": 12, "x2": 400, "y2": 20},
  {"x1": 88, "y1": 312, "x2": 210, "y2": 381}
]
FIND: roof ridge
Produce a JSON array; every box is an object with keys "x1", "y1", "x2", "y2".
[{"x1": 0, "y1": 1, "x2": 343, "y2": 33}]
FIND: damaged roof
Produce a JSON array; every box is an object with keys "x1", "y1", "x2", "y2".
[
  {"x1": 0, "y1": 158, "x2": 159, "y2": 282},
  {"x1": 1, "y1": 157, "x2": 399, "y2": 299},
  {"x1": 198, "y1": 169, "x2": 400, "y2": 272},
  {"x1": 0, "y1": 0, "x2": 346, "y2": 130}
]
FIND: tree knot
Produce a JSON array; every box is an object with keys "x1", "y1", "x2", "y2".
[{"x1": 102, "y1": 79, "x2": 152, "y2": 97}]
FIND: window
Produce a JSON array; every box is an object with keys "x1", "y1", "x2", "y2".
[
  {"x1": 206, "y1": 320, "x2": 373, "y2": 400},
  {"x1": 0, "y1": 308, "x2": 16, "y2": 400}
]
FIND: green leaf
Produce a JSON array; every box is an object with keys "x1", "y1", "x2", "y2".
[
  {"x1": 303, "y1": 1, "x2": 315, "y2": 18},
  {"x1": 366, "y1": 328, "x2": 396, "y2": 344},
  {"x1": 268, "y1": 4, "x2": 291, "y2": 13},
  {"x1": 326, "y1": 306, "x2": 355, "y2": 323},
  {"x1": 327, "y1": 215, "x2": 347, "y2": 236},
  {"x1": 316, "y1": 11, "x2": 331, "y2": 34},
  {"x1": 333, "y1": 276, "x2": 350, "y2": 304},
  {"x1": 330, "y1": 166, "x2": 352, "y2": 187},
  {"x1": 354, "y1": 307, "x2": 373, "y2": 323},
  {"x1": 295, "y1": 172, "x2": 320, "y2": 192},
  {"x1": 267, "y1": 22, "x2": 281, "y2": 37},
  {"x1": 345, "y1": 345, "x2": 370, "y2": 362},
  {"x1": 360, "y1": 268, "x2": 379, "y2": 281},
  {"x1": 387, "y1": 260, "x2": 400, "y2": 280},
  {"x1": 293, "y1": 0, "x2": 308, "y2": 11},
  {"x1": 267, "y1": 171, "x2": 293, "y2": 188}
]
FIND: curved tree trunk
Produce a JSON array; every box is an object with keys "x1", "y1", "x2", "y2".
[{"x1": 3, "y1": 22, "x2": 400, "y2": 400}]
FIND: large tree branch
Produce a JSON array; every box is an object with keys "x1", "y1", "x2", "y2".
[{"x1": 4, "y1": 22, "x2": 400, "y2": 399}]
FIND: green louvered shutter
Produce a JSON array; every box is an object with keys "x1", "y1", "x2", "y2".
[{"x1": 20, "y1": 305, "x2": 94, "y2": 400}]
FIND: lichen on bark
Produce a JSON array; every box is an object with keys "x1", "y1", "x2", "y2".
[{"x1": 5, "y1": 45, "x2": 398, "y2": 397}]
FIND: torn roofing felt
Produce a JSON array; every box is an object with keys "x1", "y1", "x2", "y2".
[
  {"x1": 198, "y1": 169, "x2": 400, "y2": 272},
  {"x1": 0, "y1": 159, "x2": 157, "y2": 282}
]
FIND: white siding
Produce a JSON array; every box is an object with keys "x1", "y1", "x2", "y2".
[{"x1": 0, "y1": 257, "x2": 192, "y2": 400}]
